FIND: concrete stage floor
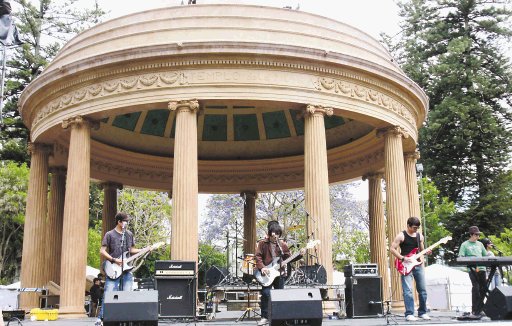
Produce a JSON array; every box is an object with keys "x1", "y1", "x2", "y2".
[{"x1": 6, "y1": 310, "x2": 512, "y2": 326}]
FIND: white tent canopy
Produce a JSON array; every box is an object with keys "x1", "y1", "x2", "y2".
[{"x1": 425, "y1": 263, "x2": 472, "y2": 312}]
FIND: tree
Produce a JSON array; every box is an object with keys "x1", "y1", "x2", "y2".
[
  {"x1": 0, "y1": 0, "x2": 105, "y2": 163},
  {"x1": 388, "y1": 0, "x2": 512, "y2": 232},
  {"x1": 0, "y1": 161, "x2": 29, "y2": 284}
]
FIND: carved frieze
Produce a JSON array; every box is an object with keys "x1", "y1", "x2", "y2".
[
  {"x1": 34, "y1": 72, "x2": 188, "y2": 126},
  {"x1": 314, "y1": 77, "x2": 416, "y2": 125}
]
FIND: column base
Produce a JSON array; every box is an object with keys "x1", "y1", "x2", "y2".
[
  {"x1": 58, "y1": 306, "x2": 87, "y2": 319},
  {"x1": 391, "y1": 300, "x2": 405, "y2": 310}
]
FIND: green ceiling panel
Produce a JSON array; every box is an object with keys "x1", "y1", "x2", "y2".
[
  {"x1": 289, "y1": 109, "x2": 304, "y2": 136},
  {"x1": 234, "y1": 114, "x2": 259, "y2": 141},
  {"x1": 112, "y1": 112, "x2": 141, "y2": 131},
  {"x1": 141, "y1": 109, "x2": 169, "y2": 137},
  {"x1": 263, "y1": 111, "x2": 290, "y2": 139},
  {"x1": 325, "y1": 115, "x2": 345, "y2": 129},
  {"x1": 203, "y1": 114, "x2": 227, "y2": 141}
]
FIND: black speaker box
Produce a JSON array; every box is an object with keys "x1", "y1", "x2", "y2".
[
  {"x1": 103, "y1": 290, "x2": 158, "y2": 326},
  {"x1": 345, "y1": 276, "x2": 382, "y2": 318},
  {"x1": 269, "y1": 288, "x2": 323, "y2": 326},
  {"x1": 206, "y1": 265, "x2": 228, "y2": 287},
  {"x1": 484, "y1": 286, "x2": 512, "y2": 320},
  {"x1": 155, "y1": 277, "x2": 196, "y2": 318}
]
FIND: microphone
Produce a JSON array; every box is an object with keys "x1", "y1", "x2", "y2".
[{"x1": 122, "y1": 221, "x2": 127, "y2": 230}]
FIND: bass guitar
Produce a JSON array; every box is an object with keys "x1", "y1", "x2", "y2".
[
  {"x1": 254, "y1": 239, "x2": 320, "y2": 287},
  {"x1": 395, "y1": 236, "x2": 452, "y2": 275},
  {"x1": 104, "y1": 242, "x2": 165, "y2": 279}
]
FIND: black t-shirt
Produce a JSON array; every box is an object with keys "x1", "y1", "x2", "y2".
[
  {"x1": 400, "y1": 231, "x2": 420, "y2": 256},
  {"x1": 101, "y1": 229, "x2": 135, "y2": 259}
]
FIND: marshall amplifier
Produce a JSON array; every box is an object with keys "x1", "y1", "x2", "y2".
[
  {"x1": 343, "y1": 264, "x2": 379, "y2": 277},
  {"x1": 155, "y1": 260, "x2": 196, "y2": 318}
]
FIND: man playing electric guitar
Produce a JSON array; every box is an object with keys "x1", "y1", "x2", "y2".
[
  {"x1": 96, "y1": 212, "x2": 147, "y2": 326},
  {"x1": 390, "y1": 217, "x2": 431, "y2": 322},
  {"x1": 255, "y1": 221, "x2": 305, "y2": 326}
]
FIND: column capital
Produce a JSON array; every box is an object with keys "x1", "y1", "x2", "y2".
[
  {"x1": 99, "y1": 181, "x2": 123, "y2": 191},
  {"x1": 62, "y1": 116, "x2": 99, "y2": 130},
  {"x1": 49, "y1": 166, "x2": 67, "y2": 175},
  {"x1": 305, "y1": 104, "x2": 333, "y2": 117},
  {"x1": 404, "y1": 151, "x2": 421, "y2": 161},
  {"x1": 168, "y1": 99, "x2": 199, "y2": 113},
  {"x1": 362, "y1": 172, "x2": 384, "y2": 181},
  {"x1": 376, "y1": 126, "x2": 409, "y2": 139},
  {"x1": 27, "y1": 142, "x2": 53, "y2": 155},
  {"x1": 240, "y1": 190, "x2": 258, "y2": 200}
]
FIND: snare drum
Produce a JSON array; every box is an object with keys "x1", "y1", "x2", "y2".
[{"x1": 240, "y1": 254, "x2": 256, "y2": 275}]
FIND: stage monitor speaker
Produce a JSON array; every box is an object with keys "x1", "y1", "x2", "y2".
[
  {"x1": 206, "y1": 265, "x2": 228, "y2": 287},
  {"x1": 269, "y1": 288, "x2": 323, "y2": 326},
  {"x1": 155, "y1": 277, "x2": 196, "y2": 318},
  {"x1": 484, "y1": 286, "x2": 512, "y2": 320},
  {"x1": 345, "y1": 276, "x2": 382, "y2": 318},
  {"x1": 103, "y1": 290, "x2": 158, "y2": 326}
]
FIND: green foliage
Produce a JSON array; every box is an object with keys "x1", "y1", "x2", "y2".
[
  {"x1": 87, "y1": 221, "x2": 102, "y2": 269},
  {"x1": 489, "y1": 228, "x2": 512, "y2": 283},
  {"x1": 0, "y1": 1, "x2": 105, "y2": 163},
  {"x1": 0, "y1": 161, "x2": 29, "y2": 284},
  {"x1": 197, "y1": 243, "x2": 226, "y2": 288},
  {"x1": 332, "y1": 229, "x2": 370, "y2": 270},
  {"x1": 388, "y1": 0, "x2": 512, "y2": 236}
]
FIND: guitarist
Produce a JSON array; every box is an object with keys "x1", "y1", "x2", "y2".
[
  {"x1": 96, "y1": 212, "x2": 144, "y2": 326},
  {"x1": 390, "y1": 217, "x2": 431, "y2": 322},
  {"x1": 255, "y1": 221, "x2": 304, "y2": 326}
]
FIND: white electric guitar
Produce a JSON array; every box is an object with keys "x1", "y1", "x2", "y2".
[
  {"x1": 104, "y1": 242, "x2": 165, "y2": 279},
  {"x1": 254, "y1": 239, "x2": 320, "y2": 287}
]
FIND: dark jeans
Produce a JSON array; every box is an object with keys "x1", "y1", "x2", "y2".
[
  {"x1": 260, "y1": 276, "x2": 284, "y2": 319},
  {"x1": 469, "y1": 269, "x2": 487, "y2": 314}
]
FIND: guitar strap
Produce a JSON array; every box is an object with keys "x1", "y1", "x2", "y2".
[{"x1": 416, "y1": 233, "x2": 421, "y2": 249}]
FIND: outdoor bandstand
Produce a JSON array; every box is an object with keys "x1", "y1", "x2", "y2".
[{"x1": 17, "y1": 4, "x2": 427, "y2": 318}]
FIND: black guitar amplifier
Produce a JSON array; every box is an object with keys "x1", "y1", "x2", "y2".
[
  {"x1": 155, "y1": 260, "x2": 196, "y2": 277},
  {"x1": 155, "y1": 260, "x2": 196, "y2": 318}
]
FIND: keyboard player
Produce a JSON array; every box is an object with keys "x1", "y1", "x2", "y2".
[{"x1": 458, "y1": 226, "x2": 487, "y2": 318}]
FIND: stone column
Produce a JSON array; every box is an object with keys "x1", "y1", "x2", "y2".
[
  {"x1": 364, "y1": 173, "x2": 390, "y2": 301},
  {"x1": 169, "y1": 100, "x2": 199, "y2": 262},
  {"x1": 19, "y1": 143, "x2": 51, "y2": 310},
  {"x1": 59, "y1": 116, "x2": 94, "y2": 318},
  {"x1": 404, "y1": 152, "x2": 421, "y2": 218},
  {"x1": 378, "y1": 126, "x2": 410, "y2": 304},
  {"x1": 241, "y1": 191, "x2": 257, "y2": 255},
  {"x1": 304, "y1": 104, "x2": 333, "y2": 286},
  {"x1": 46, "y1": 167, "x2": 66, "y2": 285},
  {"x1": 100, "y1": 182, "x2": 123, "y2": 237}
]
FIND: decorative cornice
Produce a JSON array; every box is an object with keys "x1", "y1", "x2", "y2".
[
  {"x1": 305, "y1": 104, "x2": 333, "y2": 117},
  {"x1": 168, "y1": 99, "x2": 199, "y2": 113},
  {"x1": 376, "y1": 126, "x2": 409, "y2": 139},
  {"x1": 91, "y1": 158, "x2": 172, "y2": 181},
  {"x1": 330, "y1": 150, "x2": 384, "y2": 176},
  {"x1": 314, "y1": 76, "x2": 416, "y2": 125}
]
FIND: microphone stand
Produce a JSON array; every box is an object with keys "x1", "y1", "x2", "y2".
[{"x1": 120, "y1": 226, "x2": 126, "y2": 291}]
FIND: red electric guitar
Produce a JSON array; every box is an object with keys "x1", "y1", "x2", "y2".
[{"x1": 395, "y1": 236, "x2": 452, "y2": 275}]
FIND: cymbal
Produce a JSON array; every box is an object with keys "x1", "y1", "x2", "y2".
[{"x1": 288, "y1": 225, "x2": 304, "y2": 232}]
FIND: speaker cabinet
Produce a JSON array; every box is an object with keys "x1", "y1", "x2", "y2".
[
  {"x1": 155, "y1": 277, "x2": 196, "y2": 318},
  {"x1": 484, "y1": 286, "x2": 512, "y2": 320},
  {"x1": 345, "y1": 276, "x2": 382, "y2": 318},
  {"x1": 269, "y1": 288, "x2": 323, "y2": 326},
  {"x1": 103, "y1": 290, "x2": 158, "y2": 326},
  {"x1": 205, "y1": 265, "x2": 228, "y2": 287}
]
